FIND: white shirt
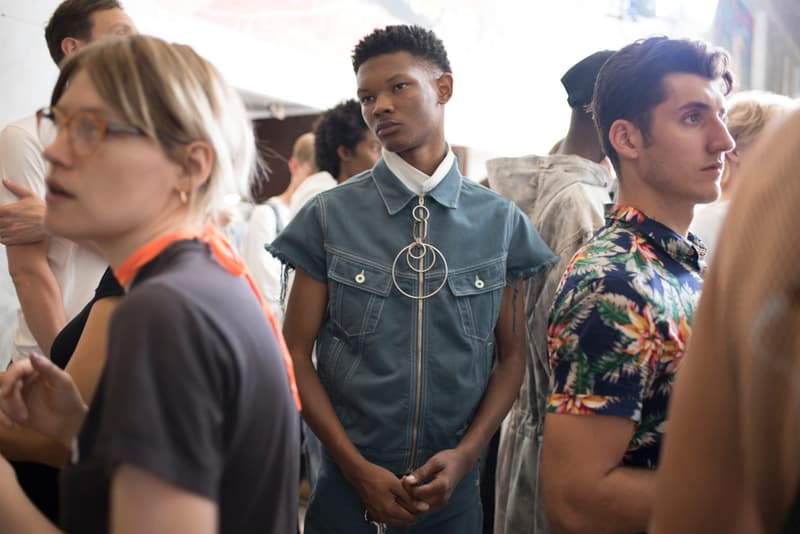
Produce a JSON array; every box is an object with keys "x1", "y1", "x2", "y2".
[
  {"x1": 382, "y1": 146, "x2": 456, "y2": 195},
  {"x1": 0, "y1": 116, "x2": 107, "y2": 361},
  {"x1": 242, "y1": 197, "x2": 290, "y2": 323},
  {"x1": 289, "y1": 171, "x2": 338, "y2": 217},
  {"x1": 690, "y1": 199, "x2": 730, "y2": 263}
]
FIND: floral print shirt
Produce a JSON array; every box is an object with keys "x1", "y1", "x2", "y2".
[{"x1": 547, "y1": 204, "x2": 706, "y2": 468}]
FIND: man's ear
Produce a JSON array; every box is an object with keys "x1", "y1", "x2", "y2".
[
  {"x1": 336, "y1": 145, "x2": 353, "y2": 162},
  {"x1": 287, "y1": 157, "x2": 298, "y2": 175},
  {"x1": 608, "y1": 119, "x2": 642, "y2": 162},
  {"x1": 178, "y1": 141, "x2": 214, "y2": 194},
  {"x1": 435, "y1": 72, "x2": 453, "y2": 105},
  {"x1": 61, "y1": 37, "x2": 81, "y2": 59}
]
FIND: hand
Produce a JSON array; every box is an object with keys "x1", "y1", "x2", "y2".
[
  {"x1": 402, "y1": 448, "x2": 474, "y2": 511},
  {"x1": 346, "y1": 460, "x2": 429, "y2": 526},
  {"x1": 0, "y1": 180, "x2": 47, "y2": 245},
  {"x1": 0, "y1": 353, "x2": 86, "y2": 447}
]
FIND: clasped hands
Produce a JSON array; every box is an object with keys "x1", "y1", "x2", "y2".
[
  {"x1": 349, "y1": 448, "x2": 474, "y2": 527},
  {"x1": 0, "y1": 353, "x2": 87, "y2": 449}
]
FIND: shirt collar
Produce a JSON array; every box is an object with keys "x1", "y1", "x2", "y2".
[
  {"x1": 372, "y1": 157, "x2": 462, "y2": 215},
  {"x1": 382, "y1": 146, "x2": 456, "y2": 195},
  {"x1": 605, "y1": 204, "x2": 707, "y2": 268}
]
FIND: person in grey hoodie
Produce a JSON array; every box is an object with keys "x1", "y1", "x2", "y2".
[{"x1": 486, "y1": 49, "x2": 614, "y2": 534}]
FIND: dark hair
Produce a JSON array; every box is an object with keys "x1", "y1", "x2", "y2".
[
  {"x1": 45, "y1": 0, "x2": 123, "y2": 66},
  {"x1": 352, "y1": 25, "x2": 451, "y2": 74},
  {"x1": 592, "y1": 36, "x2": 733, "y2": 173},
  {"x1": 313, "y1": 100, "x2": 370, "y2": 178}
]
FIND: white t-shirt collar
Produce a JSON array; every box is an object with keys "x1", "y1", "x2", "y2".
[{"x1": 382, "y1": 145, "x2": 456, "y2": 195}]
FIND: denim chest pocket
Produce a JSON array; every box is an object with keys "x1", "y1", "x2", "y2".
[
  {"x1": 328, "y1": 255, "x2": 392, "y2": 337},
  {"x1": 448, "y1": 260, "x2": 506, "y2": 340}
]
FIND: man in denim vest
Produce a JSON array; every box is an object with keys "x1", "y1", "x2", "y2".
[{"x1": 269, "y1": 25, "x2": 555, "y2": 533}]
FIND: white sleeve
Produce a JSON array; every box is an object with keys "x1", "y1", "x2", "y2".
[
  {"x1": 289, "y1": 177, "x2": 336, "y2": 218},
  {"x1": 0, "y1": 121, "x2": 47, "y2": 203},
  {"x1": 242, "y1": 205, "x2": 283, "y2": 320}
]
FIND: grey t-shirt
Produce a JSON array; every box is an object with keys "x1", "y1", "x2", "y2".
[{"x1": 60, "y1": 240, "x2": 299, "y2": 533}]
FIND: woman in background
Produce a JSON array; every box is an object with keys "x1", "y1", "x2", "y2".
[{"x1": 690, "y1": 90, "x2": 795, "y2": 258}]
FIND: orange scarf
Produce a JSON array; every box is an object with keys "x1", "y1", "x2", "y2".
[{"x1": 114, "y1": 225, "x2": 301, "y2": 411}]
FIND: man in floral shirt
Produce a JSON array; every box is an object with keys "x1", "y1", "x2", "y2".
[{"x1": 541, "y1": 37, "x2": 735, "y2": 533}]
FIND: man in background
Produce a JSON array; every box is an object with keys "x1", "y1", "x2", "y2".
[
  {"x1": 290, "y1": 100, "x2": 381, "y2": 216},
  {"x1": 0, "y1": 0, "x2": 135, "y2": 365}
]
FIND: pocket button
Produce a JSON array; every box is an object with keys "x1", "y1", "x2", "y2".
[
  {"x1": 474, "y1": 276, "x2": 484, "y2": 289},
  {"x1": 355, "y1": 270, "x2": 366, "y2": 284}
]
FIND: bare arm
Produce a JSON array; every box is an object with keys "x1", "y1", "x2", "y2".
[
  {"x1": 63, "y1": 296, "x2": 119, "y2": 401},
  {"x1": 0, "y1": 296, "x2": 119, "y2": 465},
  {"x1": 0, "y1": 353, "x2": 79, "y2": 526},
  {"x1": 283, "y1": 269, "x2": 423, "y2": 525},
  {"x1": 111, "y1": 464, "x2": 216, "y2": 534},
  {"x1": 0, "y1": 455, "x2": 62, "y2": 533},
  {"x1": 7, "y1": 239, "x2": 66, "y2": 356},
  {"x1": 405, "y1": 282, "x2": 526, "y2": 508},
  {"x1": 541, "y1": 413, "x2": 654, "y2": 534}
]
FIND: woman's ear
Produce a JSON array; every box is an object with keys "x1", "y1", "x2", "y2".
[
  {"x1": 608, "y1": 119, "x2": 641, "y2": 162},
  {"x1": 180, "y1": 141, "x2": 215, "y2": 192}
]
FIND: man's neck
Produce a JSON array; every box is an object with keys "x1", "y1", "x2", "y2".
[
  {"x1": 616, "y1": 187, "x2": 693, "y2": 237},
  {"x1": 397, "y1": 140, "x2": 448, "y2": 176},
  {"x1": 557, "y1": 111, "x2": 605, "y2": 163}
]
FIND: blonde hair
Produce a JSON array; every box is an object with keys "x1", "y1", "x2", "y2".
[
  {"x1": 53, "y1": 34, "x2": 255, "y2": 218},
  {"x1": 726, "y1": 90, "x2": 796, "y2": 147}
]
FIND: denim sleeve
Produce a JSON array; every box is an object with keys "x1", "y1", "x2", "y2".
[
  {"x1": 266, "y1": 195, "x2": 327, "y2": 282},
  {"x1": 505, "y1": 203, "x2": 558, "y2": 282}
]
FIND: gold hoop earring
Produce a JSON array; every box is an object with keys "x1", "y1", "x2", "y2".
[{"x1": 179, "y1": 190, "x2": 188, "y2": 204}]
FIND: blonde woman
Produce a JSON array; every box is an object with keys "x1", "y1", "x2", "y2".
[
  {"x1": 0, "y1": 35, "x2": 299, "y2": 534},
  {"x1": 690, "y1": 90, "x2": 795, "y2": 257},
  {"x1": 651, "y1": 108, "x2": 800, "y2": 533}
]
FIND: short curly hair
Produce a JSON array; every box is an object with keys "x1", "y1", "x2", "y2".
[
  {"x1": 352, "y1": 25, "x2": 451, "y2": 74},
  {"x1": 313, "y1": 100, "x2": 370, "y2": 178}
]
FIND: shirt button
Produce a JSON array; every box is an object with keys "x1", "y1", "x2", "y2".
[
  {"x1": 355, "y1": 270, "x2": 366, "y2": 284},
  {"x1": 474, "y1": 276, "x2": 484, "y2": 289}
]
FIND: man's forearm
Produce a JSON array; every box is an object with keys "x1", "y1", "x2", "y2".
[{"x1": 7, "y1": 245, "x2": 66, "y2": 356}]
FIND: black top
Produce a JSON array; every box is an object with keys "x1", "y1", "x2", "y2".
[
  {"x1": 782, "y1": 488, "x2": 800, "y2": 534},
  {"x1": 12, "y1": 267, "x2": 122, "y2": 524},
  {"x1": 59, "y1": 240, "x2": 300, "y2": 534}
]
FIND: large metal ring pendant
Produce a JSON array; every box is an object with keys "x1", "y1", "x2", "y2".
[{"x1": 391, "y1": 242, "x2": 449, "y2": 300}]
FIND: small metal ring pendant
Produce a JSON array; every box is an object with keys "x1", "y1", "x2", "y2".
[
  {"x1": 391, "y1": 195, "x2": 449, "y2": 300},
  {"x1": 391, "y1": 243, "x2": 449, "y2": 300}
]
